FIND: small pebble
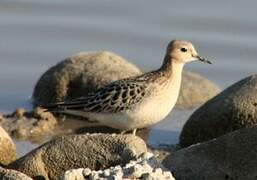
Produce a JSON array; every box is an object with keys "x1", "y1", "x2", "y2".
[
  {"x1": 14, "y1": 108, "x2": 26, "y2": 118},
  {"x1": 154, "y1": 168, "x2": 163, "y2": 174},
  {"x1": 82, "y1": 168, "x2": 91, "y2": 176},
  {"x1": 89, "y1": 171, "x2": 100, "y2": 180},
  {"x1": 163, "y1": 171, "x2": 174, "y2": 178},
  {"x1": 141, "y1": 152, "x2": 154, "y2": 159},
  {"x1": 103, "y1": 169, "x2": 110, "y2": 177}
]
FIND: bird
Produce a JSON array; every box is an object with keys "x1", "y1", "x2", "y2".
[{"x1": 43, "y1": 40, "x2": 211, "y2": 135}]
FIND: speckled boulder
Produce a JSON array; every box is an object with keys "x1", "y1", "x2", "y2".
[
  {"x1": 32, "y1": 51, "x2": 142, "y2": 106},
  {"x1": 0, "y1": 167, "x2": 32, "y2": 180},
  {"x1": 164, "y1": 127, "x2": 257, "y2": 180},
  {"x1": 176, "y1": 71, "x2": 220, "y2": 109},
  {"x1": 8, "y1": 134, "x2": 147, "y2": 180},
  {"x1": 0, "y1": 125, "x2": 16, "y2": 166},
  {"x1": 180, "y1": 75, "x2": 257, "y2": 147}
]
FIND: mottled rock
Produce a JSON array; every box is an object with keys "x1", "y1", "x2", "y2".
[
  {"x1": 164, "y1": 127, "x2": 257, "y2": 180},
  {"x1": 62, "y1": 152, "x2": 175, "y2": 180},
  {"x1": 1, "y1": 107, "x2": 57, "y2": 143},
  {"x1": 180, "y1": 75, "x2": 257, "y2": 147},
  {"x1": 176, "y1": 71, "x2": 220, "y2": 109},
  {"x1": 0, "y1": 167, "x2": 32, "y2": 180},
  {"x1": 0, "y1": 126, "x2": 16, "y2": 165},
  {"x1": 32, "y1": 51, "x2": 142, "y2": 106},
  {"x1": 8, "y1": 134, "x2": 147, "y2": 180}
]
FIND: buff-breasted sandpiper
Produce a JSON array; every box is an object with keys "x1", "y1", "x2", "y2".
[{"x1": 43, "y1": 40, "x2": 211, "y2": 135}]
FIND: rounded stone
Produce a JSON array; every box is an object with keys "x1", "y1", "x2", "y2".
[
  {"x1": 8, "y1": 133, "x2": 147, "y2": 180},
  {"x1": 32, "y1": 51, "x2": 142, "y2": 106},
  {"x1": 0, "y1": 126, "x2": 16, "y2": 166},
  {"x1": 180, "y1": 75, "x2": 257, "y2": 147},
  {"x1": 176, "y1": 71, "x2": 220, "y2": 109},
  {"x1": 164, "y1": 127, "x2": 257, "y2": 180}
]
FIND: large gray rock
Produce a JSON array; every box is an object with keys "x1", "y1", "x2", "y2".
[
  {"x1": 0, "y1": 167, "x2": 32, "y2": 180},
  {"x1": 8, "y1": 134, "x2": 147, "y2": 180},
  {"x1": 0, "y1": 125, "x2": 16, "y2": 166},
  {"x1": 164, "y1": 127, "x2": 257, "y2": 180},
  {"x1": 32, "y1": 51, "x2": 142, "y2": 106},
  {"x1": 180, "y1": 75, "x2": 257, "y2": 147},
  {"x1": 177, "y1": 71, "x2": 220, "y2": 108}
]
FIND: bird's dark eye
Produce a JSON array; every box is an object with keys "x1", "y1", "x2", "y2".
[{"x1": 180, "y1": 48, "x2": 187, "y2": 52}]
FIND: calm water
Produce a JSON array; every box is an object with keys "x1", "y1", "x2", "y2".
[{"x1": 0, "y1": 0, "x2": 257, "y2": 156}]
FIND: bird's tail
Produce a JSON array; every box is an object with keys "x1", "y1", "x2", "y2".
[
  {"x1": 40, "y1": 101, "x2": 67, "y2": 113},
  {"x1": 40, "y1": 101, "x2": 99, "y2": 123}
]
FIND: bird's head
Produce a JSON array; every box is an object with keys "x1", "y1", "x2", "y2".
[{"x1": 166, "y1": 40, "x2": 211, "y2": 64}]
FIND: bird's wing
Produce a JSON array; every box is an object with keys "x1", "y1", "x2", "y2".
[{"x1": 44, "y1": 79, "x2": 148, "y2": 114}]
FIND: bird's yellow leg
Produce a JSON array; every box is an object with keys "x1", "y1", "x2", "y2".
[
  {"x1": 132, "y1": 129, "x2": 137, "y2": 136},
  {"x1": 120, "y1": 130, "x2": 127, "y2": 135}
]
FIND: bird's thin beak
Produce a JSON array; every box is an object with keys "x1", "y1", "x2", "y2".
[{"x1": 195, "y1": 55, "x2": 212, "y2": 64}]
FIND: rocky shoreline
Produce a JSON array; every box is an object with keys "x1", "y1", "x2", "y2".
[{"x1": 1, "y1": 51, "x2": 256, "y2": 180}]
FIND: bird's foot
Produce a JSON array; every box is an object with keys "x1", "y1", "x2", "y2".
[{"x1": 120, "y1": 129, "x2": 137, "y2": 136}]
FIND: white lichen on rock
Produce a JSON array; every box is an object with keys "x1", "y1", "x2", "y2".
[{"x1": 62, "y1": 152, "x2": 175, "y2": 180}]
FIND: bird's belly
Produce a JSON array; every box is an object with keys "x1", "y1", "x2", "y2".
[{"x1": 130, "y1": 92, "x2": 177, "y2": 128}]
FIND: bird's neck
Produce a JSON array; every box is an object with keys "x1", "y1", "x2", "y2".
[{"x1": 158, "y1": 55, "x2": 184, "y2": 80}]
